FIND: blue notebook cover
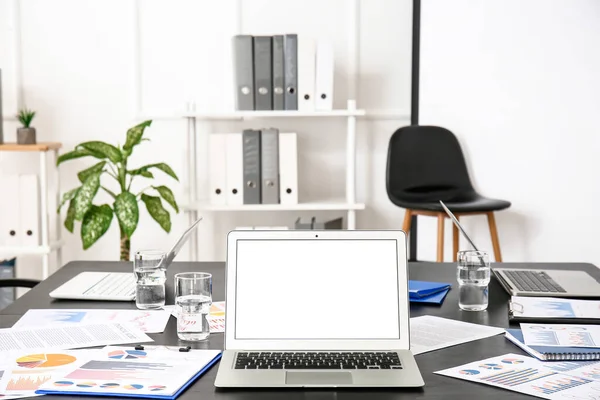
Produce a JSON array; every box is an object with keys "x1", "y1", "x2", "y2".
[
  {"x1": 36, "y1": 351, "x2": 222, "y2": 400},
  {"x1": 409, "y1": 280, "x2": 451, "y2": 301},
  {"x1": 409, "y1": 288, "x2": 450, "y2": 304},
  {"x1": 505, "y1": 329, "x2": 600, "y2": 361}
]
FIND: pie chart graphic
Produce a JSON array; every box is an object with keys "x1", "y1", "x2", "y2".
[
  {"x1": 459, "y1": 369, "x2": 480, "y2": 375},
  {"x1": 100, "y1": 383, "x2": 120, "y2": 389},
  {"x1": 17, "y1": 354, "x2": 77, "y2": 369},
  {"x1": 53, "y1": 381, "x2": 74, "y2": 387},
  {"x1": 124, "y1": 384, "x2": 144, "y2": 390},
  {"x1": 149, "y1": 385, "x2": 166, "y2": 391},
  {"x1": 76, "y1": 382, "x2": 97, "y2": 388},
  {"x1": 108, "y1": 350, "x2": 147, "y2": 360},
  {"x1": 479, "y1": 363, "x2": 503, "y2": 370},
  {"x1": 501, "y1": 358, "x2": 525, "y2": 365}
]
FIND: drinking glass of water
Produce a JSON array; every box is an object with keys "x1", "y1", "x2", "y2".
[
  {"x1": 133, "y1": 250, "x2": 167, "y2": 310},
  {"x1": 175, "y1": 272, "x2": 212, "y2": 341},
  {"x1": 457, "y1": 250, "x2": 491, "y2": 311}
]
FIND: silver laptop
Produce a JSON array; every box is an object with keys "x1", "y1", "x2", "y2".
[
  {"x1": 49, "y1": 218, "x2": 202, "y2": 301},
  {"x1": 214, "y1": 229, "x2": 424, "y2": 388},
  {"x1": 440, "y1": 200, "x2": 600, "y2": 298}
]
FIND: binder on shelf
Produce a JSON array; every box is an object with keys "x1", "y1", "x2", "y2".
[
  {"x1": 278, "y1": 132, "x2": 298, "y2": 205},
  {"x1": 19, "y1": 174, "x2": 40, "y2": 246},
  {"x1": 298, "y1": 36, "x2": 316, "y2": 111},
  {"x1": 315, "y1": 40, "x2": 334, "y2": 111},
  {"x1": 272, "y1": 35, "x2": 285, "y2": 111},
  {"x1": 225, "y1": 133, "x2": 244, "y2": 206},
  {"x1": 0, "y1": 175, "x2": 21, "y2": 246},
  {"x1": 283, "y1": 34, "x2": 298, "y2": 110},
  {"x1": 233, "y1": 35, "x2": 255, "y2": 111},
  {"x1": 260, "y1": 128, "x2": 280, "y2": 204},
  {"x1": 208, "y1": 134, "x2": 227, "y2": 206},
  {"x1": 242, "y1": 129, "x2": 261, "y2": 204},
  {"x1": 253, "y1": 36, "x2": 273, "y2": 111}
]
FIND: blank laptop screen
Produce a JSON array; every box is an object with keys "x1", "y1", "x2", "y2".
[{"x1": 234, "y1": 239, "x2": 401, "y2": 340}]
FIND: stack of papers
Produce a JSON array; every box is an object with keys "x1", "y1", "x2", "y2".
[{"x1": 409, "y1": 280, "x2": 452, "y2": 304}]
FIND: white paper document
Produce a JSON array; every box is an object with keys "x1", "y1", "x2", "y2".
[
  {"x1": 521, "y1": 323, "x2": 600, "y2": 348},
  {"x1": 0, "y1": 323, "x2": 152, "y2": 353},
  {"x1": 435, "y1": 352, "x2": 600, "y2": 399},
  {"x1": 0, "y1": 349, "x2": 95, "y2": 398},
  {"x1": 163, "y1": 301, "x2": 226, "y2": 333},
  {"x1": 410, "y1": 316, "x2": 505, "y2": 355},
  {"x1": 13, "y1": 309, "x2": 172, "y2": 333},
  {"x1": 511, "y1": 296, "x2": 600, "y2": 319}
]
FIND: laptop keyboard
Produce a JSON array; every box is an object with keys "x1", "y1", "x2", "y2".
[
  {"x1": 234, "y1": 352, "x2": 402, "y2": 370},
  {"x1": 504, "y1": 270, "x2": 566, "y2": 293},
  {"x1": 82, "y1": 273, "x2": 136, "y2": 297}
]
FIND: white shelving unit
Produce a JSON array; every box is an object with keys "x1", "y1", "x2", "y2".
[
  {"x1": 171, "y1": 99, "x2": 366, "y2": 260},
  {"x1": 0, "y1": 143, "x2": 63, "y2": 279}
]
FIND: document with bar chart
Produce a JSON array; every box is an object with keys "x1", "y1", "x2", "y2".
[
  {"x1": 435, "y1": 353, "x2": 600, "y2": 399},
  {"x1": 35, "y1": 346, "x2": 221, "y2": 400},
  {"x1": 510, "y1": 296, "x2": 600, "y2": 320},
  {"x1": 521, "y1": 324, "x2": 600, "y2": 348}
]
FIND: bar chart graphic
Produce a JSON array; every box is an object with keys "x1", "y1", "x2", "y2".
[
  {"x1": 545, "y1": 361, "x2": 598, "y2": 373},
  {"x1": 567, "y1": 331, "x2": 596, "y2": 347},
  {"x1": 480, "y1": 368, "x2": 556, "y2": 387},
  {"x1": 527, "y1": 331, "x2": 559, "y2": 346},
  {"x1": 532, "y1": 301, "x2": 576, "y2": 317},
  {"x1": 531, "y1": 376, "x2": 592, "y2": 394}
]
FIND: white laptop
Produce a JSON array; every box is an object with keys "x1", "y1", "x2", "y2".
[
  {"x1": 49, "y1": 271, "x2": 136, "y2": 301},
  {"x1": 214, "y1": 229, "x2": 424, "y2": 388},
  {"x1": 49, "y1": 218, "x2": 203, "y2": 302}
]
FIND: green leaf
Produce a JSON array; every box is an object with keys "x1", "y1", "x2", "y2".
[
  {"x1": 123, "y1": 120, "x2": 152, "y2": 155},
  {"x1": 81, "y1": 204, "x2": 113, "y2": 250},
  {"x1": 141, "y1": 194, "x2": 171, "y2": 232},
  {"x1": 140, "y1": 170, "x2": 153, "y2": 178},
  {"x1": 153, "y1": 185, "x2": 179, "y2": 213},
  {"x1": 78, "y1": 141, "x2": 122, "y2": 163},
  {"x1": 128, "y1": 163, "x2": 178, "y2": 181},
  {"x1": 64, "y1": 199, "x2": 76, "y2": 233},
  {"x1": 77, "y1": 161, "x2": 106, "y2": 183},
  {"x1": 114, "y1": 192, "x2": 139, "y2": 237},
  {"x1": 57, "y1": 187, "x2": 80, "y2": 212},
  {"x1": 73, "y1": 172, "x2": 101, "y2": 220},
  {"x1": 56, "y1": 148, "x2": 104, "y2": 166}
]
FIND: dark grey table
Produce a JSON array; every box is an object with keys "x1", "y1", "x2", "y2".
[{"x1": 2, "y1": 261, "x2": 599, "y2": 399}]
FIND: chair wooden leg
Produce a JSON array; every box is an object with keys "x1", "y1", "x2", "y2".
[
  {"x1": 402, "y1": 209, "x2": 412, "y2": 233},
  {"x1": 437, "y1": 213, "x2": 445, "y2": 262},
  {"x1": 487, "y1": 212, "x2": 503, "y2": 262},
  {"x1": 452, "y1": 215, "x2": 460, "y2": 262}
]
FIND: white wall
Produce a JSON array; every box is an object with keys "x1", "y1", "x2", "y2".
[
  {"x1": 419, "y1": 0, "x2": 600, "y2": 264},
  {"x1": 2, "y1": 0, "x2": 598, "y2": 280},
  {"x1": 0, "y1": 0, "x2": 414, "y2": 278}
]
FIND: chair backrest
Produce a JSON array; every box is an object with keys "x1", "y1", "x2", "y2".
[
  {"x1": 0, "y1": 278, "x2": 40, "y2": 289},
  {"x1": 386, "y1": 125, "x2": 475, "y2": 203}
]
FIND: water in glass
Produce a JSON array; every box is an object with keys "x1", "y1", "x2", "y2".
[
  {"x1": 134, "y1": 250, "x2": 166, "y2": 309},
  {"x1": 457, "y1": 250, "x2": 491, "y2": 311},
  {"x1": 176, "y1": 294, "x2": 211, "y2": 341},
  {"x1": 175, "y1": 272, "x2": 212, "y2": 341}
]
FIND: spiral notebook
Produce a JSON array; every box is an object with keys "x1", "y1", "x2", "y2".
[{"x1": 505, "y1": 329, "x2": 600, "y2": 361}]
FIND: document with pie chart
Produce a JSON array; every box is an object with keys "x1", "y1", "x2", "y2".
[
  {"x1": 435, "y1": 353, "x2": 600, "y2": 399},
  {"x1": 0, "y1": 349, "x2": 97, "y2": 398},
  {"x1": 36, "y1": 346, "x2": 222, "y2": 400}
]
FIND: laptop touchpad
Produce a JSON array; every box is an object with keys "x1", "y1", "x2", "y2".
[{"x1": 286, "y1": 372, "x2": 353, "y2": 385}]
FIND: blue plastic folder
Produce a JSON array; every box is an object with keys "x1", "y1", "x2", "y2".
[{"x1": 409, "y1": 280, "x2": 451, "y2": 304}]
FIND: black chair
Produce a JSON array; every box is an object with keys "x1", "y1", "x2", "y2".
[
  {"x1": 0, "y1": 278, "x2": 41, "y2": 289},
  {"x1": 386, "y1": 125, "x2": 511, "y2": 262}
]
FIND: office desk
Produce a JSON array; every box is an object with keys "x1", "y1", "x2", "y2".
[{"x1": 2, "y1": 261, "x2": 599, "y2": 399}]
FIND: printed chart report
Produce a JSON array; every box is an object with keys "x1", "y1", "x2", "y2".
[
  {"x1": 520, "y1": 324, "x2": 600, "y2": 348},
  {"x1": 436, "y1": 353, "x2": 600, "y2": 399}
]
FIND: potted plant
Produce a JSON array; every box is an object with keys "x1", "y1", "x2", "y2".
[
  {"x1": 16, "y1": 108, "x2": 36, "y2": 144},
  {"x1": 56, "y1": 120, "x2": 179, "y2": 260}
]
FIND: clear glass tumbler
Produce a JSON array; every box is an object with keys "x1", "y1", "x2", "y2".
[
  {"x1": 175, "y1": 272, "x2": 212, "y2": 341},
  {"x1": 133, "y1": 250, "x2": 167, "y2": 310},
  {"x1": 457, "y1": 250, "x2": 491, "y2": 311}
]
